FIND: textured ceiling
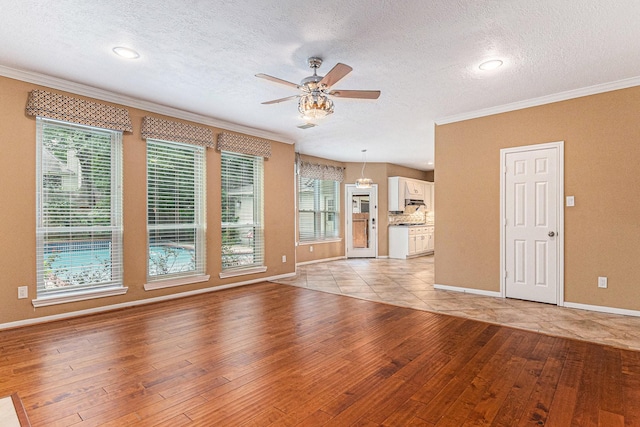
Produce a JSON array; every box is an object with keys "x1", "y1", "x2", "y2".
[{"x1": 1, "y1": 1, "x2": 640, "y2": 170}]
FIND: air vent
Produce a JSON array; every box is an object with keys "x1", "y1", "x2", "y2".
[{"x1": 297, "y1": 123, "x2": 317, "y2": 130}]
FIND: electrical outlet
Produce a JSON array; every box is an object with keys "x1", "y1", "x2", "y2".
[
  {"x1": 18, "y1": 286, "x2": 28, "y2": 299},
  {"x1": 598, "y1": 276, "x2": 608, "y2": 289},
  {"x1": 309, "y1": 246, "x2": 314, "y2": 252},
  {"x1": 282, "y1": 255, "x2": 286, "y2": 263}
]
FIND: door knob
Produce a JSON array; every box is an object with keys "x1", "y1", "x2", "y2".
[{"x1": 548, "y1": 231, "x2": 555, "y2": 237}]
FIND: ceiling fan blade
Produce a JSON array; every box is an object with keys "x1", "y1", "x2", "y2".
[
  {"x1": 261, "y1": 95, "x2": 300, "y2": 105},
  {"x1": 319, "y1": 63, "x2": 353, "y2": 87},
  {"x1": 255, "y1": 73, "x2": 300, "y2": 90},
  {"x1": 328, "y1": 90, "x2": 381, "y2": 99}
]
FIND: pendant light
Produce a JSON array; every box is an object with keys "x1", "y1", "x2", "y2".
[{"x1": 355, "y1": 149, "x2": 373, "y2": 188}]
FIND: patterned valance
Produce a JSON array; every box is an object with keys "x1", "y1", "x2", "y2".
[
  {"x1": 298, "y1": 159, "x2": 344, "y2": 182},
  {"x1": 217, "y1": 132, "x2": 272, "y2": 158},
  {"x1": 26, "y1": 90, "x2": 133, "y2": 132},
  {"x1": 141, "y1": 116, "x2": 214, "y2": 148}
]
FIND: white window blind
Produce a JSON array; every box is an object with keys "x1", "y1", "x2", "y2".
[
  {"x1": 221, "y1": 151, "x2": 264, "y2": 271},
  {"x1": 147, "y1": 139, "x2": 206, "y2": 280},
  {"x1": 36, "y1": 118, "x2": 123, "y2": 297},
  {"x1": 298, "y1": 176, "x2": 340, "y2": 241}
]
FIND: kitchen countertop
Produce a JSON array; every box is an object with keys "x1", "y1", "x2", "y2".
[{"x1": 389, "y1": 223, "x2": 434, "y2": 227}]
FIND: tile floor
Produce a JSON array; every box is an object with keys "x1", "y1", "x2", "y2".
[{"x1": 272, "y1": 255, "x2": 640, "y2": 351}]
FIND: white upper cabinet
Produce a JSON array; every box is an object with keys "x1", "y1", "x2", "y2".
[
  {"x1": 388, "y1": 176, "x2": 433, "y2": 212},
  {"x1": 425, "y1": 181, "x2": 434, "y2": 212}
]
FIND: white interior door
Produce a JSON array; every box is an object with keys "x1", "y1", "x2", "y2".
[
  {"x1": 502, "y1": 142, "x2": 563, "y2": 304},
  {"x1": 346, "y1": 184, "x2": 378, "y2": 258}
]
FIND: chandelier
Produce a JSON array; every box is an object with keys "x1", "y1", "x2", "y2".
[
  {"x1": 355, "y1": 149, "x2": 373, "y2": 188},
  {"x1": 298, "y1": 92, "x2": 334, "y2": 120}
]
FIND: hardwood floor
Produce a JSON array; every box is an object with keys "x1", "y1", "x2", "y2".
[{"x1": 1, "y1": 282, "x2": 639, "y2": 426}]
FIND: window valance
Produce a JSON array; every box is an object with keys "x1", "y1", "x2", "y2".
[
  {"x1": 141, "y1": 116, "x2": 214, "y2": 148},
  {"x1": 26, "y1": 90, "x2": 133, "y2": 132},
  {"x1": 217, "y1": 132, "x2": 272, "y2": 158},
  {"x1": 297, "y1": 159, "x2": 344, "y2": 182}
]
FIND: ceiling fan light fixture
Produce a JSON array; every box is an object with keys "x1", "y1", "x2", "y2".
[
  {"x1": 258, "y1": 57, "x2": 379, "y2": 120},
  {"x1": 298, "y1": 93, "x2": 334, "y2": 119}
]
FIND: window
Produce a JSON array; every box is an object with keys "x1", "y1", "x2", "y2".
[
  {"x1": 147, "y1": 139, "x2": 206, "y2": 282},
  {"x1": 36, "y1": 118, "x2": 123, "y2": 300},
  {"x1": 298, "y1": 176, "x2": 340, "y2": 241},
  {"x1": 221, "y1": 151, "x2": 264, "y2": 273}
]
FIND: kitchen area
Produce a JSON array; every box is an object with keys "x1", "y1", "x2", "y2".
[{"x1": 387, "y1": 176, "x2": 435, "y2": 259}]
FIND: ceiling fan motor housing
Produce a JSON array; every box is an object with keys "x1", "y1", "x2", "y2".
[
  {"x1": 308, "y1": 57, "x2": 323, "y2": 69},
  {"x1": 302, "y1": 57, "x2": 325, "y2": 90}
]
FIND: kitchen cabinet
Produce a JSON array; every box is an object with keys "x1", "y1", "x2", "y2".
[
  {"x1": 426, "y1": 181, "x2": 434, "y2": 213},
  {"x1": 389, "y1": 225, "x2": 434, "y2": 259},
  {"x1": 388, "y1": 177, "x2": 406, "y2": 212},
  {"x1": 425, "y1": 226, "x2": 434, "y2": 252},
  {"x1": 388, "y1": 177, "x2": 432, "y2": 212}
]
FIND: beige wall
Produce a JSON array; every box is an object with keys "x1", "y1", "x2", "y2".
[
  {"x1": 387, "y1": 164, "x2": 433, "y2": 182},
  {"x1": 435, "y1": 86, "x2": 640, "y2": 311},
  {"x1": 0, "y1": 76, "x2": 296, "y2": 325},
  {"x1": 296, "y1": 241, "x2": 344, "y2": 264}
]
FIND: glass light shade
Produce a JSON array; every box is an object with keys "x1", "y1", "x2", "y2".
[
  {"x1": 298, "y1": 93, "x2": 334, "y2": 119},
  {"x1": 355, "y1": 177, "x2": 373, "y2": 188}
]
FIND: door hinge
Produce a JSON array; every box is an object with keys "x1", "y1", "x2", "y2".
[
  {"x1": 504, "y1": 270, "x2": 508, "y2": 279},
  {"x1": 503, "y1": 218, "x2": 508, "y2": 226}
]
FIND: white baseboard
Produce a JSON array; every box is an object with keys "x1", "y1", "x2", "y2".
[
  {"x1": 0, "y1": 271, "x2": 297, "y2": 331},
  {"x1": 433, "y1": 284, "x2": 640, "y2": 318},
  {"x1": 434, "y1": 283, "x2": 502, "y2": 298},
  {"x1": 563, "y1": 301, "x2": 640, "y2": 318},
  {"x1": 296, "y1": 256, "x2": 346, "y2": 267}
]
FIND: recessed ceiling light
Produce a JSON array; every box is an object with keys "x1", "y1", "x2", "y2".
[
  {"x1": 112, "y1": 46, "x2": 140, "y2": 59},
  {"x1": 478, "y1": 59, "x2": 503, "y2": 71}
]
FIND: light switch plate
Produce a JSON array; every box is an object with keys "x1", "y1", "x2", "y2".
[
  {"x1": 598, "y1": 276, "x2": 607, "y2": 288},
  {"x1": 18, "y1": 286, "x2": 28, "y2": 299},
  {"x1": 566, "y1": 196, "x2": 575, "y2": 207}
]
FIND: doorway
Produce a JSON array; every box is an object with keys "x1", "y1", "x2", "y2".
[
  {"x1": 500, "y1": 142, "x2": 564, "y2": 305},
  {"x1": 346, "y1": 184, "x2": 378, "y2": 258}
]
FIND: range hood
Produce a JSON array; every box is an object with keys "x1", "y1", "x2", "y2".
[
  {"x1": 403, "y1": 204, "x2": 424, "y2": 214},
  {"x1": 404, "y1": 181, "x2": 425, "y2": 206},
  {"x1": 406, "y1": 199, "x2": 426, "y2": 206}
]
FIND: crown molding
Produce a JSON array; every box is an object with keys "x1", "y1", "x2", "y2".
[
  {"x1": 0, "y1": 65, "x2": 295, "y2": 144},
  {"x1": 435, "y1": 75, "x2": 640, "y2": 125}
]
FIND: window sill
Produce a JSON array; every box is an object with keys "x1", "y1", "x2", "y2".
[
  {"x1": 144, "y1": 274, "x2": 210, "y2": 291},
  {"x1": 298, "y1": 238, "x2": 342, "y2": 246},
  {"x1": 32, "y1": 286, "x2": 128, "y2": 308},
  {"x1": 219, "y1": 266, "x2": 267, "y2": 279}
]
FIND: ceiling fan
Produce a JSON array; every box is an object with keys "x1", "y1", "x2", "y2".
[{"x1": 256, "y1": 57, "x2": 381, "y2": 120}]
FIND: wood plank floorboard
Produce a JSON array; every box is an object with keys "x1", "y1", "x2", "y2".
[{"x1": 1, "y1": 282, "x2": 639, "y2": 426}]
